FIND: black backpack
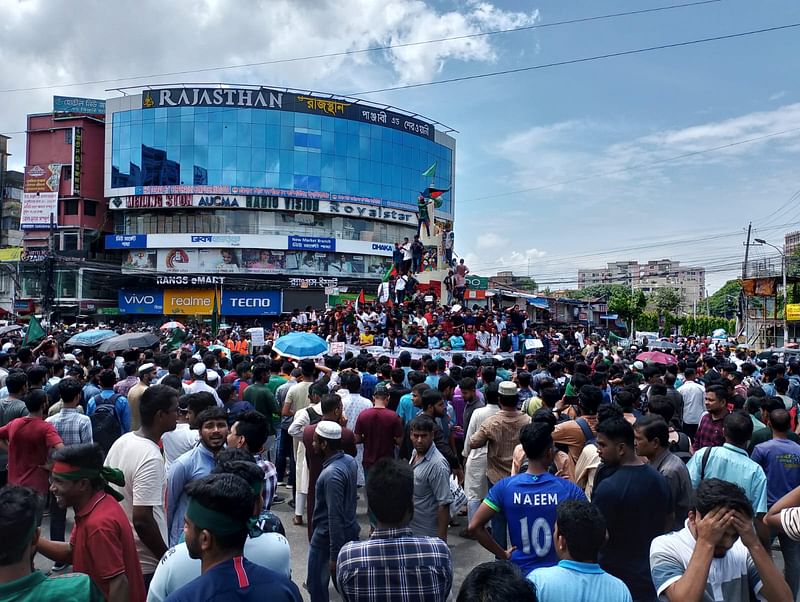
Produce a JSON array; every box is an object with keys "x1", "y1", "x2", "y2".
[{"x1": 90, "y1": 393, "x2": 123, "y2": 453}]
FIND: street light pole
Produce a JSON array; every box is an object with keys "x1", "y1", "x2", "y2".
[{"x1": 755, "y1": 238, "x2": 788, "y2": 347}]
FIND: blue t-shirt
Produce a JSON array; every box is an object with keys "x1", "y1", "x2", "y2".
[
  {"x1": 165, "y1": 556, "x2": 301, "y2": 602},
  {"x1": 751, "y1": 437, "x2": 800, "y2": 506},
  {"x1": 484, "y1": 472, "x2": 586, "y2": 574}
]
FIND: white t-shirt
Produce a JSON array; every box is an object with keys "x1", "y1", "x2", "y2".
[
  {"x1": 105, "y1": 431, "x2": 168, "y2": 575},
  {"x1": 162, "y1": 423, "x2": 200, "y2": 469},
  {"x1": 650, "y1": 525, "x2": 761, "y2": 602},
  {"x1": 147, "y1": 534, "x2": 291, "y2": 602}
]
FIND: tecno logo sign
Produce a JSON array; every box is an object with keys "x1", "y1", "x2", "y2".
[{"x1": 230, "y1": 298, "x2": 271, "y2": 307}]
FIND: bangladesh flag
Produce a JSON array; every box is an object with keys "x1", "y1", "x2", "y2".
[
  {"x1": 383, "y1": 265, "x2": 397, "y2": 282},
  {"x1": 23, "y1": 315, "x2": 46, "y2": 346},
  {"x1": 421, "y1": 186, "x2": 450, "y2": 208}
]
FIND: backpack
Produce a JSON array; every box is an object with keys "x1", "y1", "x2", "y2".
[
  {"x1": 669, "y1": 431, "x2": 693, "y2": 464},
  {"x1": 576, "y1": 417, "x2": 596, "y2": 446},
  {"x1": 90, "y1": 393, "x2": 123, "y2": 453}
]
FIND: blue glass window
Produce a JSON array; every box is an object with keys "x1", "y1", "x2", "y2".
[{"x1": 110, "y1": 105, "x2": 454, "y2": 211}]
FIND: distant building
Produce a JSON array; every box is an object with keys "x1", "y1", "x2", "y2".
[
  {"x1": 577, "y1": 259, "x2": 705, "y2": 313},
  {"x1": 786, "y1": 230, "x2": 800, "y2": 256}
]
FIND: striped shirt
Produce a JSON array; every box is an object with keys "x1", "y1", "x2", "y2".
[
  {"x1": 336, "y1": 527, "x2": 452, "y2": 601},
  {"x1": 781, "y1": 506, "x2": 800, "y2": 541},
  {"x1": 46, "y1": 407, "x2": 92, "y2": 446}
]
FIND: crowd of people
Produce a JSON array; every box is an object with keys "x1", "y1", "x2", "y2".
[{"x1": 2, "y1": 300, "x2": 800, "y2": 601}]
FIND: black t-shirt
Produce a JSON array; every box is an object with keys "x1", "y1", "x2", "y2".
[{"x1": 592, "y1": 463, "x2": 670, "y2": 600}]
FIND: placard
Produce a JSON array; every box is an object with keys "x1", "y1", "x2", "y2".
[{"x1": 250, "y1": 328, "x2": 265, "y2": 347}]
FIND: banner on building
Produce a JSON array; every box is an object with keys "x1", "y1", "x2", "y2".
[
  {"x1": 118, "y1": 289, "x2": 164, "y2": 314},
  {"x1": 71, "y1": 127, "x2": 82, "y2": 196},
  {"x1": 53, "y1": 96, "x2": 106, "y2": 116},
  {"x1": 21, "y1": 164, "x2": 61, "y2": 230},
  {"x1": 787, "y1": 304, "x2": 800, "y2": 322},
  {"x1": 0, "y1": 247, "x2": 22, "y2": 262}
]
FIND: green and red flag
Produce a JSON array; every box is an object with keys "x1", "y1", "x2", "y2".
[
  {"x1": 382, "y1": 265, "x2": 397, "y2": 283},
  {"x1": 355, "y1": 289, "x2": 365, "y2": 313},
  {"x1": 421, "y1": 186, "x2": 450, "y2": 208}
]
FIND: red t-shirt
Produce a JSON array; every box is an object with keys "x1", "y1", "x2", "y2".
[
  {"x1": 71, "y1": 490, "x2": 146, "y2": 601},
  {"x1": 0, "y1": 416, "x2": 62, "y2": 494},
  {"x1": 463, "y1": 333, "x2": 477, "y2": 351},
  {"x1": 354, "y1": 407, "x2": 404, "y2": 469}
]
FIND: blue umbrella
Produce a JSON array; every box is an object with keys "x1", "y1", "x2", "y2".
[
  {"x1": 65, "y1": 329, "x2": 118, "y2": 347},
  {"x1": 273, "y1": 332, "x2": 328, "y2": 359}
]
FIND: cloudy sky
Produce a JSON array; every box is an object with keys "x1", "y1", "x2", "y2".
[{"x1": 2, "y1": 0, "x2": 799, "y2": 293}]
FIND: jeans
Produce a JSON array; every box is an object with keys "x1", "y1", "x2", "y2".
[
  {"x1": 307, "y1": 544, "x2": 332, "y2": 602},
  {"x1": 488, "y1": 479, "x2": 507, "y2": 552},
  {"x1": 412, "y1": 255, "x2": 422, "y2": 273},
  {"x1": 779, "y1": 530, "x2": 800, "y2": 598},
  {"x1": 275, "y1": 427, "x2": 294, "y2": 483},
  {"x1": 49, "y1": 495, "x2": 67, "y2": 542}
]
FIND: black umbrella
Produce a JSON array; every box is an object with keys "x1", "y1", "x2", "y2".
[{"x1": 97, "y1": 332, "x2": 160, "y2": 353}]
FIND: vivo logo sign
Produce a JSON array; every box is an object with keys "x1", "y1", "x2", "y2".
[
  {"x1": 221, "y1": 291, "x2": 281, "y2": 316},
  {"x1": 125, "y1": 295, "x2": 154, "y2": 304},
  {"x1": 118, "y1": 290, "x2": 163, "y2": 314}
]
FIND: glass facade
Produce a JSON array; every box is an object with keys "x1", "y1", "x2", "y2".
[
  {"x1": 115, "y1": 209, "x2": 415, "y2": 242},
  {"x1": 110, "y1": 106, "x2": 453, "y2": 213}
]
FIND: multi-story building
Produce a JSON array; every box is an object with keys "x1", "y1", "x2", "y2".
[
  {"x1": 1, "y1": 170, "x2": 23, "y2": 248},
  {"x1": 577, "y1": 259, "x2": 705, "y2": 313},
  {"x1": 104, "y1": 85, "x2": 455, "y2": 317},
  {"x1": 19, "y1": 97, "x2": 116, "y2": 319}
]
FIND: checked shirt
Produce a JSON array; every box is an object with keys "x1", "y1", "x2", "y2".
[{"x1": 336, "y1": 527, "x2": 452, "y2": 602}]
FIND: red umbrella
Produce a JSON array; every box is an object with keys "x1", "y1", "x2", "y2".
[{"x1": 636, "y1": 350, "x2": 677, "y2": 365}]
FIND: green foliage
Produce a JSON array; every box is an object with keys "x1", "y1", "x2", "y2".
[
  {"x1": 635, "y1": 311, "x2": 735, "y2": 337},
  {"x1": 609, "y1": 288, "x2": 648, "y2": 331},
  {"x1": 706, "y1": 279, "x2": 742, "y2": 317},
  {"x1": 649, "y1": 287, "x2": 683, "y2": 315},
  {"x1": 575, "y1": 284, "x2": 629, "y2": 300}
]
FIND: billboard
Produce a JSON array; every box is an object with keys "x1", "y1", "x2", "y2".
[
  {"x1": 143, "y1": 87, "x2": 435, "y2": 140},
  {"x1": 163, "y1": 289, "x2": 216, "y2": 315},
  {"x1": 53, "y1": 96, "x2": 105, "y2": 116},
  {"x1": 21, "y1": 164, "x2": 62, "y2": 230},
  {"x1": 221, "y1": 290, "x2": 281, "y2": 316},
  {"x1": 106, "y1": 194, "x2": 418, "y2": 225},
  {"x1": 118, "y1": 289, "x2": 164, "y2": 314},
  {"x1": 71, "y1": 127, "x2": 82, "y2": 195}
]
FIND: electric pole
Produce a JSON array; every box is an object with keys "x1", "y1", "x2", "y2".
[{"x1": 741, "y1": 222, "x2": 752, "y2": 343}]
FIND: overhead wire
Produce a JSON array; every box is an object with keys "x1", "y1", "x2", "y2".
[
  {"x1": 351, "y1": 22, "x2": 800, "y2": 96},
  {"x1": 0, "y1": 0, "x2": 724, "y2": 95}
]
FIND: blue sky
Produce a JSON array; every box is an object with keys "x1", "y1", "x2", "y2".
[{"x1": 1, "y1": 0, "x2": 799, "y2": 293}]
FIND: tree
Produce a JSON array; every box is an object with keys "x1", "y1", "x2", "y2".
[
  {"x1": 608, "y1": 288, "x2": 647, "y2": 333},
  {"x1": 706, "y1": 279, "x2": 742, "y2": 318},
  {"x1": 650, "y1": 287, "x2": 683, "y2": 315},
  {"x1": 578, "y1": 284, "x2": 629, "y2": 300}
]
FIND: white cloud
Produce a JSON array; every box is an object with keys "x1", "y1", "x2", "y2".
[
  {"x1": 0, "y1": 0, "x2": 538, "y2": 164},
  {"x1": 489, "y1": 103, "x2": 800, "y2": 203},
  {"x1": 770, "y1": 91, "x2": 787, "y2": 101},
  {"x1": 476, "y1": 232, "x2": 502, "y2": 249}
]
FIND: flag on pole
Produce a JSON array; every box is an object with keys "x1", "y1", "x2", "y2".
[
  {"x1": 23, "y1": 315, "x2": 46, "y2": 346},
  {"x1": 382, "y1": 265, "x2": 397, "y2": 283},
  {"x1": 422, "y1": 162, "x2": 437, "y2": 178},
  {"x1": 356, "y1": 289, "x2": 365, "y2": 313}
]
